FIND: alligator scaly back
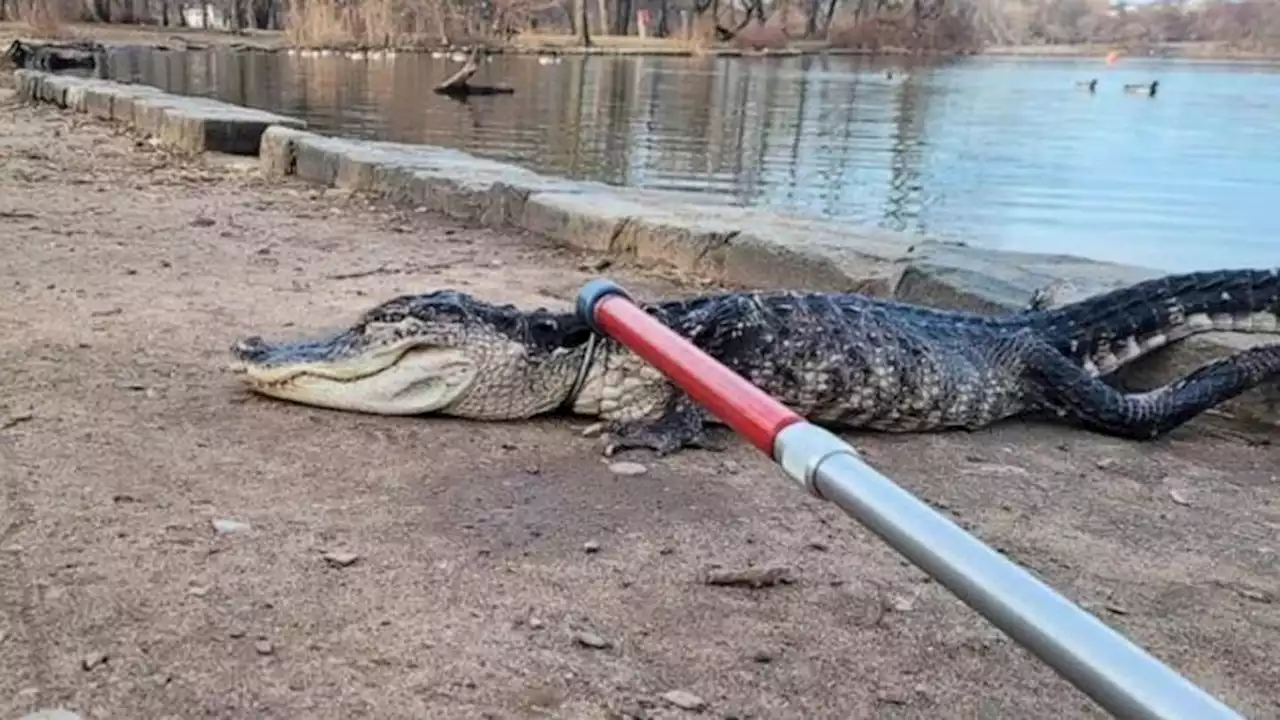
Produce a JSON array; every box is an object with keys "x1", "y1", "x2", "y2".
[
  {"x1": 231, "y1": 270, "x2": 1280, "y2": 456},
  {"x1": 1030, "y1": 269, "x2": 1280, "y2": 375}
]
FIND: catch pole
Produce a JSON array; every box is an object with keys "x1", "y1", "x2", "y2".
[{"x1": 575, "y1": 278, "x2": 1243, "y2": 720}]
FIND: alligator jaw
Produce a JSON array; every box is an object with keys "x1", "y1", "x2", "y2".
[{"x1": 228, "y1": 335, "x2": 478, "y2": 416}]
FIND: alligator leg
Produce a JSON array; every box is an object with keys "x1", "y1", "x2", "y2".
[
  {"x1": 1019, "y1": 329, "x2": 1280, "y2": 439},
  {"x1": 603, "y1": 394, "x2": 723, "y2": 457}
]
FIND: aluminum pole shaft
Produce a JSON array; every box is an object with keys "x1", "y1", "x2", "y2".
[{"x1": 576, "y1": 278, "x2": 1245, "y2": 720}]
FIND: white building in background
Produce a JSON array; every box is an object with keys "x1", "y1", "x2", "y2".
[{"x1": 182, "y1": 4, "x2": 231, "y2": 30}]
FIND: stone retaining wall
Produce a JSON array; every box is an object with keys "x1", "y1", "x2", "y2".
[
  {"x1": 14, "y1": 69, "x2": 1277, "y2": 427},
  {"x1": 11, "y1": 69, "x2": 305, "y2": 155}
]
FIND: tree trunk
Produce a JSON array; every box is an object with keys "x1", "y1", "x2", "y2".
[
  {"x1": 595, "y1": 0, "x2": 608, "y2": 35},
  {"x1": 435, "y1": 51, "x2": 480, "y2": 92},
  {"x1": 613, "y1": 0, "x2": 632, "y2": 35},
  {"x1": 576, "y1": 0, "x2": 592, "y2": 45},
  {"x1": 252, "y1": 0, "x2": 271, "y2": 29},
  {"x1": 805, "y1": 0, "x2": 821, "y2": 35}
]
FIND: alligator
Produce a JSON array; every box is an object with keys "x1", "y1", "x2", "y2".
[
  {"x1": 5, "y1": 39, "x2": 105, "y2": 74},
  {"x1": 229, "y1": 269, "x2": 1280, "y2": 456}
]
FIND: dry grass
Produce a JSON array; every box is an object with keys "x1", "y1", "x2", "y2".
[
  {"x1": 10, "y1": 0, "x2": 68, "y2": 39},
  {"x1": 825, "y1": 7, "x2": 978, "y2": 52},
  {"x1": 282, "y1": 0, "x2": 422, "y2": 48},
  {"x1": 730, "y1": 20, "x2": 790, "y2": 51},
  {"x1": 280, "y1": 0, "x2": 564, "y2": 49},
  {"x1": 676, "y1": 13, "x2": 717, "y2": 53}
]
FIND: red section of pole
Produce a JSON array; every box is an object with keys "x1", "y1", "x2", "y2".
[{"x1": 591, "y1": 294, "x2": 803, "y2": 456}]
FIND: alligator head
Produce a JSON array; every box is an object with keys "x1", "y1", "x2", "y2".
[{"x1": 229, "y1": 290, "x2": 595, "y2": 419}]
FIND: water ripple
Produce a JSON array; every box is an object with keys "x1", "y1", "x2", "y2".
[{"x1": 106, "y1": 48, "x2": 1280, "y2": 272}]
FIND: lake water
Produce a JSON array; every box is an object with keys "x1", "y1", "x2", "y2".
[{"x1": 103, "y1": 47, "x2": 1280, "y2": 273}]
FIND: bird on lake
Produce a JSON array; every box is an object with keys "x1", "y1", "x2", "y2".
[
  {"x1": 881, "y1": 70, "x2": 908, "y2": 85},
  {"x1": 1076, "y1": 78, "x2": 1098, "y2": 93},
  {"x1": 1123, "y1": 80, "x2": 1159, "y2": 97}
]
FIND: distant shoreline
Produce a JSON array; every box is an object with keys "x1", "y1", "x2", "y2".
[
  {"x1": 982, "y1": 42, "x2": 1280, "y2": 63},
  {"x1": 4, "y1": 22, "x2": 1278, "y2": 64}
]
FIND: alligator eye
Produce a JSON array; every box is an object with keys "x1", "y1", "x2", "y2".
[{"x1": 528, "y1": 318, "x2": 560, "y2": 344}]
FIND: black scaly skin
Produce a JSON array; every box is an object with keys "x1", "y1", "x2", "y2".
[
  {"x1": 231, "y1": 269, "x2": 1280, "y2": 457},
  {"x1": 591, "y1": 269, "x2": 1280, "y2": 454}
]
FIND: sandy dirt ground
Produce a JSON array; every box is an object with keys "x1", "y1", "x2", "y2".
[{"x1": 1, "y1": 93, "x2": 1278, "y2": 720}]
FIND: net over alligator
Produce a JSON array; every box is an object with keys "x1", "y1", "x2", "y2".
[{"x1": 229, "y1": 269, "x2": 1280, "y2": 456}]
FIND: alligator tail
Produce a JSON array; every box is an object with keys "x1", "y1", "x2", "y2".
[{"x1": 1030, "y1": 269, "x2": 1280, "y2": 375}]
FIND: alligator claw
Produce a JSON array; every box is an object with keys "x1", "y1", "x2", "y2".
[
  {"x1": 602, "y1": 396, "x2": 718, "y2": 457},
  {"x1": 603, "y1": 429, "x2": 723, "y2": 457}
]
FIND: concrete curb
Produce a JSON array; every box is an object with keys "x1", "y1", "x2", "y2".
[
  {"x1": 14, "y1": 70, "x2": 1277, "y2": 427},
  {"x1": 257, "y1": 126, "x2": 917, "y2": 297},
  {"x1": 12, "y1": 69, "x2": 305, "y2": 155}
]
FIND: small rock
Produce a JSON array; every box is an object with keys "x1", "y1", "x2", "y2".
[
  {"x1": 528, "y1": 617, "x2": 545, "y2": 629},
  {"x1": 887, "y1": 594, "x2": 916, "y2": 612},
  {"x1": 211, "y1": 518, "x2": 250, "y2": 535},
  {"x1": 1104, "y1": 602, "x2": 1129, "y2": 615},
  {"x1": 322, "y1": 551, "x2": 360, "y2": 568},
  {"x1": 580, "y1": 422, "x2": 606, "y2": 438},
  {"x1": 2, "y1": 412, "x2": 35, "y2": 430},
  {"x1": 254, "y1": 640, "x2": 275, "y2": 655},
  {"x1": 228, "y1": 629, "x2": 246, "y2": 639},
  {"x1": 1169, "y1": 489, "x2": 1191, "y2": 506},
  {"x1": 608, "y1": 461, "x2": 648, "y2": 477},
  {"x1": 582, "y1": 541, "x2": 601, "y2": 554},
  {"x1": 661, "y1": 689, "x2": 707, "y2": 711},
  {"x1": 704, "y1": 566, "x2": 795, "y2": 589},
  {"x1": 190, "y1": 216, "x2": 216, "y2": 227},
  {"x1": 578, "y1": 257, "x2": 613, "y2": 272},
  {"x1": 187, "y1": 586, "x2": 209, "y2": 597},
  {"x1": 18, "y1": 711, "x2": 83, "y2": 720},
  {"x1": 1238, "y1": 588, "x2": 1273, "y2": 604},
  {"x1": 751, "y1": 649, "x2": 775, "y2": 663},
  {"x1": 1094, "y1": 458, "x2": 1117, "y2": 470},
  {"x1": 875, "y1": 688, "x2": 910, "y2": 705},
  {"x1": 572, "y1": 631, "x2": 612, "y2": 650},
  {"x1": 81, "y1": 651, "x2": 108, "y2": 670}
]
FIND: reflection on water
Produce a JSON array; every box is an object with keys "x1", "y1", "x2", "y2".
[{"x1": 105, "y1": 47, "x2": 1280, "y2": 273}]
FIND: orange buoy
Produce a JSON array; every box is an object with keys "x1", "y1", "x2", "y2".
[{"x1": 1106, "y1": 50, "x2": 1120, "y2": 65}]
